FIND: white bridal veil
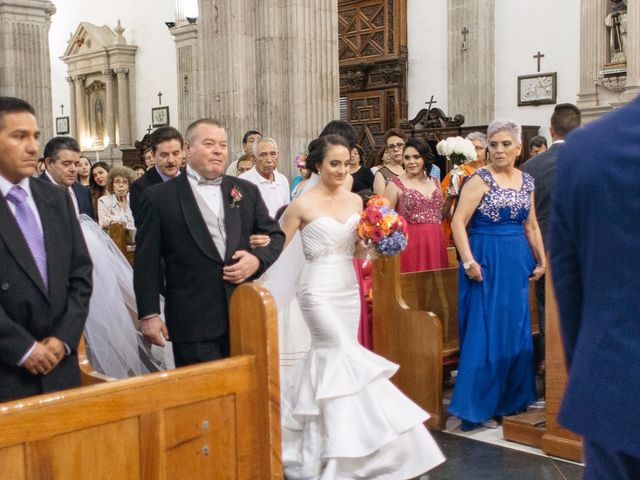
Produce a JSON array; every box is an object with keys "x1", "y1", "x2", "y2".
[
  {"x1": 79, "y1": 215, "x2": 174, "y2": 378},
  {"x1": 261, "y1": 174, "x2": 322, "y2": 376}
]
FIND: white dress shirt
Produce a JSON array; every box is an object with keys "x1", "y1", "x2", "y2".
[
  {"x1": 185, "y1": 166, "x2": 224, "y2": 219},
  {"x1": 239, "y1": 167, "x2": 290, "y2": 218}
]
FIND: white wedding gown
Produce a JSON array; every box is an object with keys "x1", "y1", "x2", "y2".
[{"x1": 281, "y1": 213, "x2": 445, "y2": 479}]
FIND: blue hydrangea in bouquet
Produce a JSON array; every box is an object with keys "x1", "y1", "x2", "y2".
[{"x1": 357, "y1": 195, "x2": 409, "y2": 264}]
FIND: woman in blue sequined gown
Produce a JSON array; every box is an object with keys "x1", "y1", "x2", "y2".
[
  {"x1": 278, "y1": 134, "x2": 444, "y2": 479},
  {"x1": 448, "y1": 120, "x2": 546, "y2": 431}
]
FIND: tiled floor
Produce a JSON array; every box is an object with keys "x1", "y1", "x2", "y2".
[{"x1": 423, "y1": 431, "x2": 584, "y2": 480}]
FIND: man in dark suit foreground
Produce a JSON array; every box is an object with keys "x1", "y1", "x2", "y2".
[
  {"x1": 40, "y1": 136, "x2": 95, "y2": 219},
  {"x1": 522, "y1": 103, "x2": 581, "y2": 368},
  {"x1": 133, "y1": 119, "x2": 284, "y2": 367},
  {"x1": 130, "y1": 126, "x2": 184, "y2": 227},
  {"x1": 0, "y1": 97, "x2": 92, "y2": 402},
  {"x1": 551, "y1": 95, "x2": 640, "y2": 479}
]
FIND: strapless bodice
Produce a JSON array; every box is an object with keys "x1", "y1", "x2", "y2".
[{"x1": 300, "y1": 214, "x2": 359, "y2": 263}]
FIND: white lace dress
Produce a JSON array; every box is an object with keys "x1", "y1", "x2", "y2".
[{"x1": 281, "y1": 213, "x2": 445, "y2": 479}]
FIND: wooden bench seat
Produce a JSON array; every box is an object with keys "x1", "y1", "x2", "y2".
[
  {"x1": 373, "y1": 255, "x2": 539, "y2": 430},
  {"x1": 0, "y1": 283, "x2": 282, "y2": 479}
]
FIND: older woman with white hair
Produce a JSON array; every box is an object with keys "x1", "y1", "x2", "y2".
[{"x1": 448, "y1": 120, "x2": 545, "y2": 432}]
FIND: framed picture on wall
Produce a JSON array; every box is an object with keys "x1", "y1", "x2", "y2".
[
  {"x1": 56, "y1": 116, "x2": 70, "y2": 135},
  {"x1": 151, "y1": 106, "x2": 170, "y2": 127},
  {"x1": 517, "y1": 72, "x2": 557, "y2": 106}
]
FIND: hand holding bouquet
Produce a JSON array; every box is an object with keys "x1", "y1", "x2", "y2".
[{"x1": 357, "y1": 195, "x2": 409, "y2": 265}]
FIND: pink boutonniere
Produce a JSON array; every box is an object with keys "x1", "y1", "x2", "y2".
[{"x1": 230, "y1": 186, "x2": 243, "y2": 208}]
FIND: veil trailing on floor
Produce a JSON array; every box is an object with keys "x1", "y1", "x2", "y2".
[
  {"x1": 79, "y1": 215, "x2": 174, "y2": 378},
  {"x1": 261, "y1": 174, "x2": 322, "y2": 377}
]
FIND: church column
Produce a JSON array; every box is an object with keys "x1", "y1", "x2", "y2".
[
  {"x1": 115, "y1": 67, "x2": 131, "y2": 146},
  {"x1": 621, "y1": 0, "x2": 640, "y2": 100},
  {"x1": 0, "y1": 0, "x2": 57, "y2": 141},
  {"x1": 198, "y1": 0, "x2": 258, "y2": 161},
  {"x1": 74, "y1": 74, "x2": 87, "y2": 144},
  {"x1": 254, "y1": 2, "x2": 287, "y2": 168},
  {"x1": 66, "y1": 76, "x2": 77, "y2": 139},
  {"x1": 170, "y1": 21, "x2": 200, "y2": 131},
  {"x1": 576, "y1": 0, "x2": 606, "y2": 110},
  {"x1": 447, "y1": 0, "x2": 494, "y2": 125},
  {"x1": 102, "y1": 69, "x2": 116, "y2": 145},
  {"x1": 282, "y1": 0, "x2": 340, "y2": 178}
]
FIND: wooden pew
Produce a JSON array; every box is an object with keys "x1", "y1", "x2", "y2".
[
  {"x1": 109, "y1": 222, "x2": 135, "y2": 266},
  {"x1": 372, "y1": 255, "x2": 539, "y2": 431},
  {"x1": 540, "y1": 261, "x2": 583, "y2": 462},
  {"x1": 0, "y1": 283, "x2": 282, "y2": 479}
]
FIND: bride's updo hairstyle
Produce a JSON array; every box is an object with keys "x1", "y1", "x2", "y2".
[{"x1": 305, "y1": 134, "x2": 351, "y2": 174}]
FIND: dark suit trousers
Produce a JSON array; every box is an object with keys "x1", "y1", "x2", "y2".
[
  {"x1": 584, "y1": 439, "x2": 640, "y2": 480},
  {"x1": 172, "y1": 334, "x2": 230, "y2": 367}
]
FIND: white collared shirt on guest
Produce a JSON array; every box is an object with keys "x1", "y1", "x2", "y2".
[
  {"x1": 44, "y1": 170, "x2": 80, "y2": 216},
  {"x1": 238, "y1": 167, "x2": 290, "y2": 218},
  {"x1": 185, "y1": 166, "x2": 224, "y2": 219}
]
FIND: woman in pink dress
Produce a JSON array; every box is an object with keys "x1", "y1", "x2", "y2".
[{"x1": 384, "y1": 137, "x2": 449, "y2": 272}]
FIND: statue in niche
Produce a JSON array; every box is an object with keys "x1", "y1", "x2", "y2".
[
  {"x1": 94, "y1": 96, "x2": 105, "y2": 143},
  {"x1": 605, "y1": 0, "x2": 627, "y2": 66}
]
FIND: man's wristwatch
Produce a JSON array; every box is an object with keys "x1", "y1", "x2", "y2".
[{"x1": 462, "y1": 259, "x2": 476, "y2": 270}]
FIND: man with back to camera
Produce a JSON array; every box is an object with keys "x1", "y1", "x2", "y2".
[
  {"x1": 522, "y1": 103, "x2": 581, "y2": 372},
  {"x1": 130, "y1": 126, "x2": 184, "y2": 227},
  {"x1": 0, "y1": 96, "x2": 92, "y2": 402}
]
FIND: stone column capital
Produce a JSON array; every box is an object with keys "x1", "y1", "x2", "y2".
[
  {"x1": 66, "y1": 76, "x2": 75, "y2": 84},
  {"x1": 75, "y1": 74, "x2": 87, "y2": 84},
  {"x1": 102, "y1": 68, "x2": 115, "y2": 77},
  {"x1": 115, "y1": 67, "x2": 129, "y2": 77}
]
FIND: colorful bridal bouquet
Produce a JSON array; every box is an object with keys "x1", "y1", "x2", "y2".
[
  {"x1": 436, "y1": 136, "x2": 477, "y2": 197},
  {"x1": 358, "y1": 195, "x2": 409, "y2": 264},
  {"x1": 294, "y1": 152, "x2": 307, "y2": 170}
]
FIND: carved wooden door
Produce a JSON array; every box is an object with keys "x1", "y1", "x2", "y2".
[{"x1": 339, "y1": 0, "x2": 407, "y2": 137}]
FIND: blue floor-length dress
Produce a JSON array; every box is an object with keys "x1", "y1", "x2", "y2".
[{"x1": 449, "y1": 168, "x2": 537, "y2": 423}]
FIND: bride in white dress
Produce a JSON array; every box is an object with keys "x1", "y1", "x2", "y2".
[{"x1": 276, "y1": 134, "x2": 444, "y2": 479}]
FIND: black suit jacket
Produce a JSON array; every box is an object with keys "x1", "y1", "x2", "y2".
[
  {"x1": 0, "y1": 178, "x2": 92, "y2": 402},
  {"x1": 521, "y1": 142, "x2": 562, "y2": 248},
  {"x1": 133, "y1": 174, "x2": 285, "y2": 343},
  {"x1": 39, "y1": 172, "x2": 95, "y2": 219},
  {"x1": 130, "y1": 167, "x2": 163, "y2": 228}
]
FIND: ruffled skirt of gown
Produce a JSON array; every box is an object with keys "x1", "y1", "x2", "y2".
[{"x1": 282, "y1": 257, "x2": 444, "y2": 479}]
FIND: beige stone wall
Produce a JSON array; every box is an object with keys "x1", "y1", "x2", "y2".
[{"x1": 0, "y1": 0, "x2": 56, "y2": 142}]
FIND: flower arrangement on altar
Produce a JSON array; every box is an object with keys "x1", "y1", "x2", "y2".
[
  {"x1": 357, "y1": 195, "x2": 409, "y2": 258},
  {"x1": 436, "y1": 136, "x2": 478, "y2": 197}
]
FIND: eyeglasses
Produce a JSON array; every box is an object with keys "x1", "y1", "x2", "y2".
[{"x1": 386, "y1": 142, "x2": 405, "y2": 151}]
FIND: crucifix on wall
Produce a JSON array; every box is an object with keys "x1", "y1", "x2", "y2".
[
  {"x1": 533, "y1": 51, "x2": 545, "y2": 72},
  {"x1": 461, "y1": 28, "x2": 469, "y2": 51},
  {"x1": 157, "y1": 91, "x2": 163, "y2": 105}
]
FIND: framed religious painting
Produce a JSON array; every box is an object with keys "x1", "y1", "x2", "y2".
[
  {"x1": 151, "y1": 106, "x2": 170, "y2": 127},
  {"x1": 517, "y1": 72, "x2": 557, "y2": 106},
  {"x1": 56, "y1": 116, "x2": 70, "y2": 135}
]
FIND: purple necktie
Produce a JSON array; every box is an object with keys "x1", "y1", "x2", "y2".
[{"x1": 5, "y1": 185, "x2": 48, "y2": 288}]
